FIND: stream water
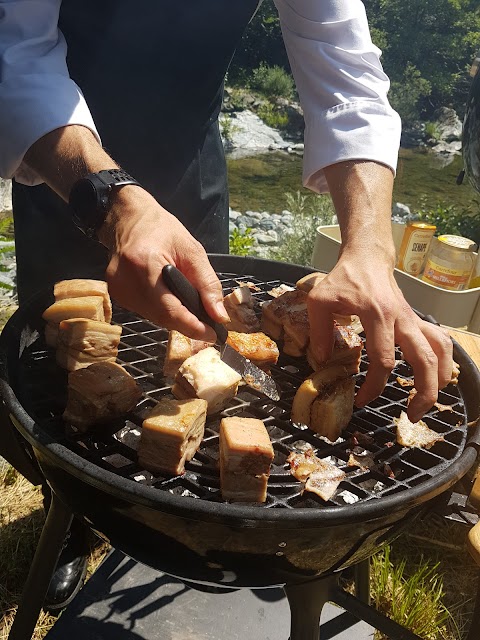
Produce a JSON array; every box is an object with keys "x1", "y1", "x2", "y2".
[{"x1": 227, "y1": 148, "x2": 478, "y2": 214}]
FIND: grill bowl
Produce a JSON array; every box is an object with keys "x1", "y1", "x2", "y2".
[{"x1": 1, "y1": 255, "x2": 479, "y2": 587}]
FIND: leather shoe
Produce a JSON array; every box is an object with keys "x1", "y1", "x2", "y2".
[{"x1": 43, "y1": 525, "x2": 90, "y2": 612}]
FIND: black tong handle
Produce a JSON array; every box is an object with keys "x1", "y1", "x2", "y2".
[{"x1": 162, "y1": 264, "x2": 228, "y2": 344}]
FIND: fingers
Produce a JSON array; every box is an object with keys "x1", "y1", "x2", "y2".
[
  {"x1": 355, "y1": 315, "x2": 396, "y2": 408},
  {"x1": 307, "y1": 292, "x2": 335, "y2": 364},
  {"x1": 396, "y1": 321, "x2": 439, "y2": 423},
  {"x1": 418, "y1": 321, "x2": 453, "y2": 389},
  {"x1": 180, "y1": 245, "x2": 229, "y2": 324}
]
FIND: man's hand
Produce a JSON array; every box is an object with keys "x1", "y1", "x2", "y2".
[
  {"x1": 309, "y1": 160, "x2": 453, "y2": 422},
  {"x1": 24, "y1": 125, "x2": 229, "y2": 340},
  {"x1": 98, "y1": 186, "x2": 228, "y2": 342}
]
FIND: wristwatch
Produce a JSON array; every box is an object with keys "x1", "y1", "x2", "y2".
[{"x1": 69, "y1": 169, "x2": 141, "y2": 239}]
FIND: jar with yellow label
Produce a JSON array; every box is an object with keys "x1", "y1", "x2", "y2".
[
  {"x1": 422, "y1": 235, "x2": 477, "y2": 290},
  {"x1": 397, "y1": 222, "x2": 437, "y2": 276}
]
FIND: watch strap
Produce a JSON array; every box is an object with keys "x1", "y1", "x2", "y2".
[{"x1": 91, "y1": 169, "x2": 141, "y2": 210}]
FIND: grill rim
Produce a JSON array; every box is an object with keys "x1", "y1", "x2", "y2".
[{"x1": 1, "y1": 254, "x2": 479, "y2": 528}]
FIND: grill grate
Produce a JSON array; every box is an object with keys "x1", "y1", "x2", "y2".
[{"x1": 19, "y1": 272, "x2": 468, "y2": 510}]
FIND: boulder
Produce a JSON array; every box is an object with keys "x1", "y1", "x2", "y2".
[
  {"x1": 0, "y1": 179, "x2": 12, "y2": 213},
  {"x1": 222, "y1": 111, "x2": 288, "y2": 153},
  {"x1": 433, "y1": 107, "x2": 462, "y2": 143}
]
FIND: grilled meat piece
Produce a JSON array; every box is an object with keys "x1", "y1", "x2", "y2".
[
  {"x1": 219, "y1": 417, "x2": 274, "y2": 502},
  {"x1": 43, "y1": 296, "x2": 105, "y2": 325},
  {"x1": 163, "y1": 330, "x2": 212, "y2": 379},
  {"x1": 138, "y1": 397, "x2": 207, "y2": 476},
  {"x1": 44, "y1": 323, "x2": 59, "y2": 348},
  {"x1": 262, "y1": 289, "x2": 307, "y2": 341},
  {"x1": 223, "y1": 287, "x2": 260, "y2": 333},
  {"x1": 226, "y1": 331, "x2": 279, "y2": 372},
  {"x1": 56, "y1": 319, "x2": 122, "y2": 371},
  {"x1": 394, "y1": 411, "x2": 444, "y2": 449},
  {"x1": 309, "y1": 377, "x2": 356, "y2": 441},
  {"x1": 173, "y1": 347, "x2": 242, "y2": 414},
  {"x1": 306, "y1": 323, "x2": 362, "y2": 373},
  {"x1": 291, "y1": 363, "x2": 358, "y2": 438},
  {"x1": 287, "y1": 448, "x2": 345, "y2": 501},
  {"x1": 63, "y1": 361, "x2": 142, "y2": 431},
  {"x1": 451, "y1": 361, "x2": 460, "y2": 385},
  {"x1": 54, "y1": 279, "x2": 112, "y2": 323}
]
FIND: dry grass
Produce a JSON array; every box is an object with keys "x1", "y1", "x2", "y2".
[{"x1": 0, "y1": 466, "x2": 109, "y2": 639}]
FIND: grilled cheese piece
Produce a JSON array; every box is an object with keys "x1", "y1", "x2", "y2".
[
  {"x1": 173, "y1": 347, "x2": 242, "y2": 414},
  {"x1": 63, "y1": 361, "x2": 142, "y2": 431},
  {"x1": 220, "y1": 417, "x2": 274, "y2": 502},
  {"x1": 223, "y1": 286, "x2": 260, "y2": 333},
  {"x1": 55, "y1": 318, "x2": 122, "y2": 371},
  {"x1": 226, "y1": 331, "x2": 279, "y2": 372},
  {"x1": 54, "y1": 279, "x2": 112, "y2": 323},
  {"x1": 163, "y1": 330, "x2": 211, "y2": 379},
  {"x1": 138, "y1": 397, "x2": 207, "y2": 476}
]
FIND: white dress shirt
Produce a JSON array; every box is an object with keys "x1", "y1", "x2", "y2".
[{"x1": 0, "y1": 0, "x2": 401, "y2": 193}]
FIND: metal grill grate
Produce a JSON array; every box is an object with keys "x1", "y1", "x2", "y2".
[{"x1": 18, "y1": 272, "x2": 468, "y2": 510}]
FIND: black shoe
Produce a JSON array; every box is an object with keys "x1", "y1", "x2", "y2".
[{"x1": 43, "y1": 523, "x2": 90, "y2": 612}]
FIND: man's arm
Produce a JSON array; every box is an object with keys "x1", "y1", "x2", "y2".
[
  {"x1": 274, "y1": 0, "x2": 453, "y2": 420},
  {"x1": 22, "y1": 125, "x2": 229, "y2": 342}
]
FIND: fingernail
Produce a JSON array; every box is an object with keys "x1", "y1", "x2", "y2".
[{"x1": 216, "y1": 302, "x2": 230, "y2": 323}]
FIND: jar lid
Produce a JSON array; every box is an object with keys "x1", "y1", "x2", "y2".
[
  {"x1": 438, "y1": 234, "x2": 477, "y2": 251},
  {"x1": 410, "y1": 222, "x2": 436, "y2": 231}
]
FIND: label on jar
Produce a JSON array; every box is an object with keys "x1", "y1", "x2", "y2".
[
  {"x1": 398, "y1": 228, "x2": 435, "y2": 275},
  {"x1": 422, "y1": 259, "x2": 472, "y2": 290}
]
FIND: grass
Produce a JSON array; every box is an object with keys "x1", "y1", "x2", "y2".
[{"x1": 0, "y1": 466, "x2": 109, "y2": 639}]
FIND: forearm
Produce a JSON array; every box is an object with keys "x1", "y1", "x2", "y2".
[
  {"x1": 323, "y1": 160, "x2": 396, "y2": 266},
  {"x1": 23, "y1": 125, "x2": 118, "y2": 201}
]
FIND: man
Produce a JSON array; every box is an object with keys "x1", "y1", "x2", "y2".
[{"x1": 0, "y1": 0, "x2": 453, "y2": 612}]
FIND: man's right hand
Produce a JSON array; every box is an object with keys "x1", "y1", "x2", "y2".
[
  {"x1": 98, "y1": 185, "x2": 229, "y2": 343},
  {"x1": 23, "y1": 126, "x2": 229, "y2": 340}
]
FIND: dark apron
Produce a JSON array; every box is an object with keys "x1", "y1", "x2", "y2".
[{"x1": 13, "y1": 0, "x2": 260, "y2": 303}]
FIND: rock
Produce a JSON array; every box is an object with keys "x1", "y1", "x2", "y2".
[
  {"x1": 229, "y1": 221, "x2": 238, "y2": 234},
  {"x1": 222, "y1": 110, "x2": 289, "y2": 154},
  {"x1": 392, "y1": 202, "x2": 411, "y2": 219},
  {"x1": 253, "y1": 232, "x2": 279, "y2": 245},
  {"x1": 433, "y1": 107, "x2": 462, "y2": 142},
  {"x1": 0, "y1": 179, "x2": 12, "y2": 213},
  {"x1": 258, "y1": 219, "x2": 277, "y2": 231},
  {"x1": 229, "y1": 209, "x2": 241, "y2": 221}
]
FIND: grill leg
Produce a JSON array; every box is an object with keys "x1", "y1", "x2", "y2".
[
  {"x1": 354, "y1": 559, "x2": 371, "y2": 605},
  {"x1": 8, "y1": 492, "x2": 73, "y2": 640},
  {"x1": 284, "y1": 575, "x2": 335, "y2": 640}
]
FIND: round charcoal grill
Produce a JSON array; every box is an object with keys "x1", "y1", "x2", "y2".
[{"x1": 2, "y1": 255, "x2": 480, "y2": 640}]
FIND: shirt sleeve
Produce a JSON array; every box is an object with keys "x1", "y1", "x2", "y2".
[
  {"x1": 0, "y1": 0, "x2": 100, "y2": 185},
  {"x1": 273, "y1": 0, "x2": 402, "y2": 193}
]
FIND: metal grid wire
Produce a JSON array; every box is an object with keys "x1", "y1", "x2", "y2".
[{"x1": 18, "y1": 272, "x2": 468, "y2": 510}]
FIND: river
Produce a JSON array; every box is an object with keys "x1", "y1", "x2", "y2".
[{"x1": 227, "y1": 148, "x2": 478, "y2": 214}]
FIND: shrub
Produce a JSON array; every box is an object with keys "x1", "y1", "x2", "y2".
[
  {"x1": 417, "y1": 200, "x2": 480, "y2": 245},
  {"x1": 257, "y1": 102, "x2": 289, "y2": 130},
  {"x1": 424, "y1": 122, "x2": 441, "y2": 142},
  {"x1": 389, "y1": 64, "x2": 432, "y2": 126},
  {"x1": 229, "y1": 227, "x2": 255, "y2": 256},
  {"x1": 249, "y1": 63, "x2": 294, "y2": 99}
]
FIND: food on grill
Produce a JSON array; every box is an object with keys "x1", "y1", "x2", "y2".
[
  {"x1": 172, "y1": 347, "x2": 242, "y2": 414},
  {"x1": 163, "y1": 330, "x2": 212, "y2": 378},
  {"x1": 219, "y1": 417, "x2": 274, "y2": 502},
  {"x1": 267, "y1": 284, "x2": 295, "y2": 298},
  {"x1": 394, "y1": 411, "x2": 444, "y2": 449},
  {"x1": 451, "y1": 361, "x2": 460, "y2": 385},
  {"x1": 43, "y1": 296, "x2": 106, "y2": 347},
  {"x1": 347, "y1": 451, "x2": 375, "y2": 470},
  {"x1": 226, "y1": 331, "x2": 279, "y2": 372},
  {"x1": 54, "y1": 279, "x2": 112, "y2": 323},
  {"x1": 262, "y1": 289, "x2": 306, "y2": 341},
  {"x1": 397, "y1": 376, "x2": 414, "y2": 388},
  {"x1": 223, "y1": 286, "x2": 260, "y2": 333},
  {"x1": 287, "y1": 448, "x2": 345, "y2": 501},
  {"x1": 56, "y1": 319, "x2": 122, "y2": 371},
  {"x1": 44, "y1": 323, "x2": 59, "y2": 348},
  {"x1": 291, "y1": 363, "x2": 358, "y2": 440},
  {"x1": 434, "y1": 401, "x2": 454, "y2": 413},
  {"x1": 63, "y1": 361, "x2": 142, "y2": 431},
  {"x1": 306, "y1": 323, "x2": 362, "y2": 373},
  {"x1": 137, "y1": 397, "x2": 208, "y2": 476}
]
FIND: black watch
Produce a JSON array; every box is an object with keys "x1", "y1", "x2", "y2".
[{"x1": 69, "y1": 169, "x2": 141, "y2": 239}]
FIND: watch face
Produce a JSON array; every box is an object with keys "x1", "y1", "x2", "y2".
[{"x1": 71, "y1": 179, "x2": 99, "y2": 217}]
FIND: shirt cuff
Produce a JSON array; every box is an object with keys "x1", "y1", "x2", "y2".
[
  {"x1": 0, "y1": 73, "x2": 100, "y2": 185},
  {"x1": 303, "y1": 101, "x2": 402, "y2": 193}
]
